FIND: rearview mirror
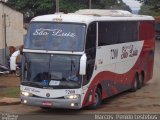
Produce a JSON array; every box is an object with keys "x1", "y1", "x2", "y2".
[{"x1": 79, "y1": 54, "x2": 87, "y2": 75}]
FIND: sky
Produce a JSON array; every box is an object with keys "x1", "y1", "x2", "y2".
[{"x1": 122, "y1": 0, "x2": 142, "y2": 14}]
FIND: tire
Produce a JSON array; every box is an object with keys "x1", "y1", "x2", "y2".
[
  {"x1": 89, "y1": 88, "x2": 102, "y2": 109},
  {"x1": 131, "y1": 74, "x2": 139, "y2": 92},
  {"x1": 138, "y1": 73, "x2": 144, "y2": 89}
]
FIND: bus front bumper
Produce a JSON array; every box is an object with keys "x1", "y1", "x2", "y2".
[{"x1": 21, "y1": 96, "x2": 82, "y2": 109}]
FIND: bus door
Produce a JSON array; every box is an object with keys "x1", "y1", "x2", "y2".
[{"x1": 82, "y1": 22, "x2": 97, "y2": 102}]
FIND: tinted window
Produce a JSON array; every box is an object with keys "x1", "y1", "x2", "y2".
[
  {"x1": 83, "y1": 22, "x2": 97, "y2": 86},
  {"x1": 86, "y1": 22, "x2": 97, "y2": 49},
  {"x1": 156, "y1": 23, "x2": 160, "y2": 32},
  {"x1": 98, "y1": 22, "x2": 118, "y2": 45},
  {"x1": 98, "y1": 21, "x2": 138, "y2": 46},
  {"x1": 25, "y1": 22, "x2": 86, "y2": 51},
  {"x1": 22, "y1": 53, "x2": 82, "y2": 89}
]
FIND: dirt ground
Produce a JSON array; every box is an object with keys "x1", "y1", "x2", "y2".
[
  {"x1": 0, "y1": 74, "x2": 20, "y2": 88},
  {"x1": 0, "y1": 41, "x2": 160, "y2": 114}
]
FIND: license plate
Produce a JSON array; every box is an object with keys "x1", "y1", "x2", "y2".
[{"x1": 42, "y1": 101, "x2": 52, "y2": 106}]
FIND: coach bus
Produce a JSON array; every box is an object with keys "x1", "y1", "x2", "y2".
[{"x1": 20, "y1": 9, "x2": 155, "y2": 109}]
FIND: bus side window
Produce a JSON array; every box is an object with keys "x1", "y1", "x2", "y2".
[
  {"x1": 98, "y1": 22, "x2": 118, "y2": 46},
  {"x1": 86, "y1": 22, "x2": 96, "y2": 49},
  {"x1": 83, "y1": 22, "x2": 96, "y2": 86},
  {"x1": 98, "y1": 21, "x2": 139, "y2": 45},
  {"x1": 118, "y1": 22, "x2": 138, "y2": 43}
]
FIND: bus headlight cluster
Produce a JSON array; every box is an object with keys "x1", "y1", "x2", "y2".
[
  {"x1": 21, "y1": 91, "x2": 33, "y2": 97},
  {"x1": 64, "y1": 94, "x2": 80, "y2": 99}
]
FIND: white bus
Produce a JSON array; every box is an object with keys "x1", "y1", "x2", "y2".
[{"x1": 21, "y1": 9, "x2": 155, "y2": 109}]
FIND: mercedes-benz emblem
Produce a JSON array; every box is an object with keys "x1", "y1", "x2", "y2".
[{"x1": 46, "y1": 93, "x2": 50, "y2": 97}]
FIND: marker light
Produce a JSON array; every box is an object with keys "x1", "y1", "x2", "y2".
[
  {"x1": 64, "y1": 94, "x2": 80, "y2": 99},
  {"x1": 52, "y1": 18, "x2": 63, "y2": 22}
]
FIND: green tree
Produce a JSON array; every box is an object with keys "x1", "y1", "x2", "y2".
[
  {"x1": 7, "y1": 0, "x2": 54, "y2": 22},
  {"x1": 137, "y1": 0, "x2": 159, "y2": 6},
  {"x1": 7, "y1": 0, "x2": 132, "y2": 22},
  {"x1": 139, "y1": 4, "x2": 160, "y2": 16},
  {"x1": 137, "y1": 0, "x2": 160, "y2": 16}
]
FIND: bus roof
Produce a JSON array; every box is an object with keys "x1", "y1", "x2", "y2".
[{"x1": 31, "y1": 9, "x2": 154, "y2": 24}]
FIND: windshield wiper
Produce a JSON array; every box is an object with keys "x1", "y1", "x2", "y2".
[
  {"x1": 21, "y1": 81, "x2": 43, "y2": 88},
  {"x1": 70, "y1": 59, "x2": 76, "y2": 73}
]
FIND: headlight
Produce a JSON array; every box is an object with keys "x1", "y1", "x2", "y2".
[
  {"x1": 64, "y1": 94, "x2": 80, "y2": 99},
  {"x1": 21, "y1": 91, "x2": 33, "y2": 97}
]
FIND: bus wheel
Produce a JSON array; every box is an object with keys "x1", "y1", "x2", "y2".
[
  {"x1": 131, "y1": 74, "x2": 139, "y2": 92},
  {"x1": 138, "y1": 73, "x2": 144, "y2": 89},
  {"x1": 89, "y1": 88, "x2": 102, "y2": 109}
]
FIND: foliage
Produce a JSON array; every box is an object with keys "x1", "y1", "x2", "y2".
[
  {"x1": 137, "y1": 0, "x2": 159, "y2": 6},
  {"x1": 7, "y1": 0, "x2": 54, "y2": 21},
  {"x1": 7, "y1": 0, "x2": 132, "y2": 22},
  {"x1": 137, "y1": 0, "x2": 160, "y2": 16},
  {"x1": 139, "y1": 4, "x2": 160, "y2": 16}
]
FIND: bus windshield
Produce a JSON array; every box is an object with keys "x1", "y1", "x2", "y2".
[
  {"x1": 25, "y1": 22, "x2": 86, "y2": 51},
  {"x1": 22, "y1": 53, "x2": 82, "y2": 89}
]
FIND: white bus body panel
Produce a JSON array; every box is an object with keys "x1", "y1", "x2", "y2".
[
  {"x1": 21, "y1": 85, "x2": 82, "y2": 98},
  {"x1": 94, "y1": 41, "x2": 144, "y2": 75}
]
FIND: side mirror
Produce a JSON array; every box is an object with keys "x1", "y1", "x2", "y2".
[{"x1": 79, "y1": 54, "x2": 87, "y2": 75}]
